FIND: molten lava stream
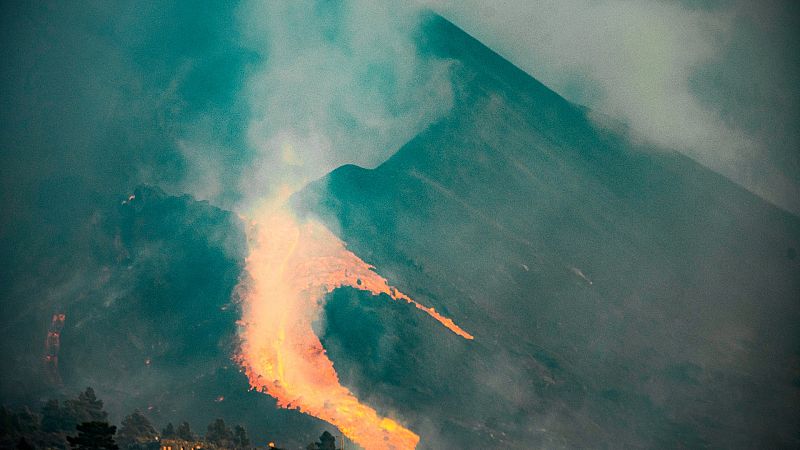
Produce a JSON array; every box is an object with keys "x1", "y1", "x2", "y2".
[{"x1": 237, "y1": 208, "x2": 473, "y2": 450}]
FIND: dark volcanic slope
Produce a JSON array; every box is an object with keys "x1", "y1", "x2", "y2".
[
  {"x1": 0, "y1": 185, "x2": 333, "y2": 448},
  {"x1": 293, "y1": 15, "x2": 800, "y2": 449}
]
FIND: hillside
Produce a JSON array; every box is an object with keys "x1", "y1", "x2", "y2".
[{"x1": 292, "y1": 15, "x2": 800, "y2": 449}]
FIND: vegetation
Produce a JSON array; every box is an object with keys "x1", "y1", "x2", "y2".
[
  {"x1": 176, "y1": 422, "x2": 194, "y2": 442},
  {"x1": 66, "y1": 422, "x2": 118, "y2": 450},
  {"x1": 0, "y1": 387, "x2": 346, "y2": 450},
  {"x1": 306, "y1": 431, "x2": 339, "y2": 450},
  {"x1": 159, "y1": 423, "x2": 175, "y2": 441},
  {"x1": 116, "y1": 410, "x2": 158, "y2": 450}
]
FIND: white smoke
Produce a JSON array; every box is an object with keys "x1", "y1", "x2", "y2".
[
  {"x1": 422, "y1": 0, "x2": 799, "y2": 213},
  {"x1": 234, "y1": 0, "x2": 454, "y2": 211}
]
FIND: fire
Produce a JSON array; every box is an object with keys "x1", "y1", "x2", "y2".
[
  {"x1": 237, "y1": 208, "x2": 473, "y2": 450},
  {"x1": 44, "y1": 313, "x2": 66, "y2": 385}
]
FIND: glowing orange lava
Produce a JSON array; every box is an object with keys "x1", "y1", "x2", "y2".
[{"x1": 237, "y1": 208, "x2": 473, "y2": 450}]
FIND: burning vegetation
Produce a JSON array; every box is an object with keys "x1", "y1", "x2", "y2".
[{"x1": 43, "y1": 313, "x2": 66, "y2": 386}]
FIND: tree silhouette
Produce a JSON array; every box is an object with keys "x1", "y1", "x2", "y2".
[
  {"x1": 39, "y1": 398, "x2": 76, "y2": 448},
  {"x1": 0, "y1": 406, "x2": 39, "y2": 448},
  {"x1": 233, "y1": 424, "x2": 250, "y2": 449},
  {"x1": 15, "y1": 407, "x2": 38, "y2": 437},
  {"x1": 116, "y1": 410, "x2": 157, "y2": 449},
  {"x1": 66, "y1": 388, "x2": 108, "y2": 424},
  {"x1": 0, "y1": 406, "x2": 10, "y2": 436},
  {"x1": 16, "y1": 437, "x2": 34, "y2": 450},
  {"x1": 41, "y1": 399, "x2": 72, "y2": 433},
  {"x1": 205, "y1": 419, "x2": 233, "y2": 448},
  {"x1": 67, "y1": 421, "x2": 118, "y2": 450},
  {"x1": 161, "y1": 422, "x2": 176, "y2": 440},
  {"x1": 176, "y1": 421, "x2": 194, "y2": 442},
  {"x1": 307, "y1": 431, "x2": 338, "y2": 450}
]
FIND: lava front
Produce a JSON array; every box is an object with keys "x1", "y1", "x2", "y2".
[{"x1": 237, "y1": 208, "x2": 472, "y2": 450}]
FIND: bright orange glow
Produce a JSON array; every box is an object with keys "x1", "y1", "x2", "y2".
[{"x1": 237, "y1": 208, "x2": 473, "y2": 450}]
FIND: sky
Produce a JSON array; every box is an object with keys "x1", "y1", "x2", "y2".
[{"x1": 1, "y1": 0, "x2": 797, "y2": 218}]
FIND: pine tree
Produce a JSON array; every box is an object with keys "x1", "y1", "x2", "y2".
[
  {"x1": 0, "y1": 406, "x2": 12, "y2": 438},
  {"x1": 40, "y1": 398, "x2": 75, "y2": 448},
  {"x1": 8, "y1": 407, "x2": 39, "y2": 438},
  {"x1": 176, "y1": 422, "x2": 194, "y2": 442},
  {"x1": 161, "y1": 422, "x2": 176, "y2": 440},
  {"x1": 41, "y1": 399, "x2": 72, "y2": 433},
  {"x1": 116, "y1": 410, "x2": 157, "y2": 450},
  {"x1": 319, "y1": 431, "x2": 337, "y2": 450},
  {"x1": 233, "y1": 424, "x2": 250, "y2": 449},
  {"x1": 67, "y1": 421, "x2": 118, "y2": 450},
  {"x1": 66, "y1": 388, "x2": 108, "y2": 424},
  {"x1": 308, "y1": 431, "x2": 338, "y2": 450},
  {"x1": 205, "y1": 419, "x2": 233, "y2": 448},
  {"x1": 16, "y1": 436, "x2": 34, "y2": 450}
]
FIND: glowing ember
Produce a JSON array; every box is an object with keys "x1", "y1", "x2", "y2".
[
  {"x1": 44, "y1": 313, "x2": 65, "y2": 385},
  {"x1": 237, "y1": 208, "x2": 473, "y2": 450}
]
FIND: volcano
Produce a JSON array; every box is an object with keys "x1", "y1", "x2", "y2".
[
  {"x1": 288, "y1": 14, "x2": 800, "y2": 449},
  {"x1": 2, "y1": 11, "x2": 798, "y2": 450}
]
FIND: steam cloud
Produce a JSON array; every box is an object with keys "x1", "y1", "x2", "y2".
[
  {"x1": 423, "y1": 0, "x2": 800, "y2": 213},
  {"x1": 175, "y1": 0, "x2": 454, "y2": 210}
]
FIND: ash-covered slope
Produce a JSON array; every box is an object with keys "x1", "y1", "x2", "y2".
[
  {"x1": 0, "y1": 185, "x2": 333, "y2": 447},
  {"x1": 293, "y1": 15, "x2": 800, "y2": 449}
]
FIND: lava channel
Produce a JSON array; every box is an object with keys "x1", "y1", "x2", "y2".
[{"x1": 236, "y1": 208, "x2": 473, "y2": 450}]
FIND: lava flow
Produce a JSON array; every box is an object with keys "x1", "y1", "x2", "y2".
[
  {"x1": 44, "y1": 313, "x2": 65, "y2": 385},
  {"x1": 237, "y1": 207, "x2": 473, "y2": 450}
]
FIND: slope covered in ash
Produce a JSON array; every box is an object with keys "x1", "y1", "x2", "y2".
[
  {"x1": 293, "y1": 15, "x2": 800, "y2": 449},
  {"x1": 0, "y1": 185, "x2": 333, "y2": 447}
]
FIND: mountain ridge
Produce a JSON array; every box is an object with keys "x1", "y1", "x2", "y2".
[{"x1": 292, "y1": 13, "x2": 800, "y2": 449}]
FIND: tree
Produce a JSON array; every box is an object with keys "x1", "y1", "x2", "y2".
[
  {"x1": 5, "y1": 407, "x2": 39, "y2": 438},
  {"x1": 161, "y1": 422, "x2": 176, "y2": 440},
  {"x1": 41, "y1": 399, "x2": 72, "y2": 434},
  {"x1": 16, "y1": 437, "x2": 35, "y2": 450},
  {"x1": 0, "y1": 406, "x2": 40, "y2": 449},
  {"x1": 176, "y1": 421, "x2": 194, "y2": 442},
  {"x1": 308, "y1": 431, "x2": 338, "y2": 450},
  {"x1": 233, "y1": 424, "x2": 250, "y2": 449},
  {"x1": 205, "y1": 419, "x2": 233, "y2": 448},
  {"x1": 66, "y1": 388, "x2": 108, "y2": 424},
  {"x1": 116, "y1": 410, "x2": 157, "y2": 450},
  {"x1": 67, "y1": 421, "x2": 118, "y2": 450},
  {"x1": 319, "y1": 431, "x2": 337, "y2": 450},
  {"x1": 0, "y1": 406, "x2": 12, "y2": 437},
  {"x1": 40, "y1": 399, "x2": 75, "y2": 448}
]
